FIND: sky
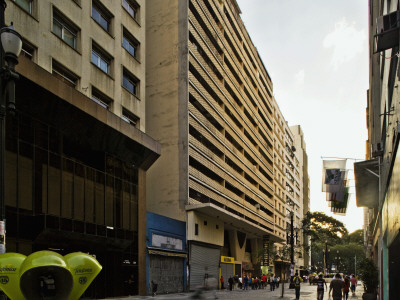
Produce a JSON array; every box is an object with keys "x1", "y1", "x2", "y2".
[{"x1": 236, "y1": 0, "x2": 368, "y2": 233}]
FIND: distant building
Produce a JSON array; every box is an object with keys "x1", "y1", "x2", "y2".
[{"x1": 146, "y1": 0, "x2": 308, "y2": 290}]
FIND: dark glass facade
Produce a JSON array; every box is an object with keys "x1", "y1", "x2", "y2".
[{"x1": 2, "y1": 73, "x2": 155, "y2": 297}]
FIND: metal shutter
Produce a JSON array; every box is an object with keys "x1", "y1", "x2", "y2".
[{"x1": 189, "y1": 244, "x2": 220, "y2": 290}]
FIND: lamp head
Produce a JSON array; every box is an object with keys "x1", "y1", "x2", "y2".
[{"x1": 1, "y1": 23, "x2": 22, "y2": 68}]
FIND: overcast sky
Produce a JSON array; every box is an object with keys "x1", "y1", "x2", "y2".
[{"x1": 236, "y1": 0, "x2": 368, "y2": 233}]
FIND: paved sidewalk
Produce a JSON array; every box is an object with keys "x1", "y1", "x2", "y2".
[{"x1": 99, "y1": 282, "x2": 365, "y2": 300}]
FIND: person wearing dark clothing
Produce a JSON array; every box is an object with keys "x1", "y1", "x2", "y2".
[
  {"x1": 343, "y1": 276, "x2": 350, "y2": 300},
  {"x1": 293, "y1": 272, "x2": 303, "y2": 300},
  {"x1": 329, "y1": 273, "x2": 344, "y2": 300},
  {"x1": 228, "y1": 277, "x2": 234, "y2": 291},
  {"x1": 316, "y1": 273, "x2": 327, "y2": 300},
  {"x1": 243, "y1": 275, "x2": 249, "y2": 290}
]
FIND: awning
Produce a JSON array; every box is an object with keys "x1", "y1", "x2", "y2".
[{"x1": 354, "y1": 159, "x2": 379, "y2": 208}]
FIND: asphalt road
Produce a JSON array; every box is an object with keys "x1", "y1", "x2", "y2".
[{"x1": 102, "y1": 282, "x2": 365, "y2": 300}]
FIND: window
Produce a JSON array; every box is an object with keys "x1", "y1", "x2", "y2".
[
  {"x1": 195, "y1": 224, "x2": 199, "y2": 235},
  {"x1": 121, "y1": 108, "x2": 139, "y2": 127},
  {"x1": 13, "y1": 0, "x2": 33, "y2": 14},
  {"x1": 122, "y1": 0, "x2": 139, "y2": 20},
  {"x1": 53, "y1": 9, "x2": 78, "y2": 49},
  {"x1": 122, "y1": 68, "x2": 139, "y2": 96},
  {"x1": 92, "y1": 0, "x2": 112, "y2": 32},
  {"x1": 122, "y1": 28, "x2": 139, "y2": 59},
  {"x1": 52, "y1": 60, "x2": 79, "y2": 87},
  {"x1": 91, "y1": 43, "x2": 111, "y2": 74},
  {"x1": 21, "y1": 41, "x2": 35, "y2": 60},
  {"x1": 91, "y1": 87, "x2": 112, "y2": 109}
]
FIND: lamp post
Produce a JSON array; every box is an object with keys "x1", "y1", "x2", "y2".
[
  {"x1": 0, "y1": 1, "x2": 23, "y2": 255},
  {"x1": 335, "y1": 250, "x2": 339, "y2": 273}
]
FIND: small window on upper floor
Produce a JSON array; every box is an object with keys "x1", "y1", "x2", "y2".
[
  {"x1": 53, "y1": 8, "x2": 79, "y2": 49},
  {"x1": 52, "y1": 59, "x2": 79, "y2": 88},
  {"x1": 91, "y1": 42, "x2": 112, "y2": 75},
  {"x1": 122, "y1": 0, "x2": 139, "y2": 22},
  {"x1": 92, "y1": 0, "x2": 113, "y2": 33},
  {"x1": 13, "y1": 0, "x2": 33, "y2": 14},
  {"x1": 122, "y1": 27, "x2": 139, "y2": 60},
  {"x1": 21, "y1": 40, "x2": 36, "y2": 61},
  {"x1": 91, "y1": 86, "x2": 112, "y2": 110},
  {"x1": 122, "y1": 68, "x2": 139, "y2": 97},
  {"x1": 121, "y1": 107, "x2": 139, "y2": 127}
]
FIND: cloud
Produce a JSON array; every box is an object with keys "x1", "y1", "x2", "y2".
[
  {"x1": 323, "y1": 18, "x2": 366, "y2": 69},
  {"x1": 294, "y1": 69, "x2": 305, "y2": 86}
]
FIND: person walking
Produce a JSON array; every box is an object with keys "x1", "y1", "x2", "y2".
[
  {"x1": 316, "y1": 273, "x2": 327, "y2": 300},
  {"x1": 350, "y1": 274, "x2": 357, "y2": 296},
  {"x1": 261, "y1": 274, "x2": 267, "y2": 289},
  {"x1": 292, "y1": 272, "x2": 303, "y2": 300},
  {"x1": 243, "y1": 275, "x2": 249, "y2": 290},
  {"x1": 343, "y1": 276, "x2": 350, "y2": 300},
  {"x1": 228, "y1": 276, "x2": 233, "y2": 291},
  {"x1": 329, "y1": 273, "x2": 344, "y2": 300},
  {"x1": 269, "y1": 274, "x2": 275, "y2": 291}
]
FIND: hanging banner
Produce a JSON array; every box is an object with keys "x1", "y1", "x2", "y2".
[{"x1": 322, "y1": 160, "x2": 347, "y2": 192}]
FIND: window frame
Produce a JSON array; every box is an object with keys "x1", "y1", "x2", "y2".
[
  {"x1": 92, "y1": 0, "x2": 112, "y2": 33},
  {"x1": 91, "y1": 43, "x2": 111, "y2": 74},
  {"x1": 121, "y1": 107, "x2": 139, "y2": 127},
  {"x1": 52, "y1": 8, "x2": 78, "y2": 49},
  {"x1": 122, "y1": 68, "x2": 139, "y2": 97},
  {"x1": 91, "y1": 87, "x2": 112, "y2": 110},
  {"x1": 52, "y1": 59, "x2": 79, "y2": 88},
  {"x1": 122, "y1": 28, "x2": 139, "y2": 59},
  {"x1": 13, "y1": 0, "x2": 33, "y2": 15},
  {"x1": 122, "y1": 0, "x2": 139, "y2": 21}
]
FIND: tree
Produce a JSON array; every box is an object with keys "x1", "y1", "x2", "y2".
[
  {"x1": 302, "y1": 211, "x2": 348, "y2": 245},
  {"x1": 345, "y1": 229, "x2": 363, "y2": 244}
]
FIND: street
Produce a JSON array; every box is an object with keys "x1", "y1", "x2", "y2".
[{"x1": 102, "y1": 282, "x2": 365, "y2": 300}]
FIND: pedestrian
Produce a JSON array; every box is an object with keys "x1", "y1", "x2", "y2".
[
  {"x1": 127, "y1": 274, "x2": 135, "y2": 296},
  {"x1": 343, "y1": 276, "x2": 350, "y2": 300},
  {"x1": 316, "y1": 273, "x2": 327, "y2": 300},
  {"x1": 228, "y1": 276, "x2": 234, "y2": 291},
  {"x1": 350, "y1": 274, "x2": 357, "y2": 296},
  {"x1": 234, "y1": 274, "x2": 238, "y2": 289},
  {"x1": 276, "y1": 276, "x2": 280, "y2": 288},
  {"x1": 238, "y1": 276, "x2": 243, "y2": 289},
  {"x1": 254, "y1": 276, "x2": 258, "y2": 289},
  {"x1": 261, "y1": 274, "x2": 267, "y2": 289},
  {"x1": 243, "y1": 275, "x2": 249, "y2": 290},
  {"x1": 329, "y1": 273, "x2": 344, "y2": 300},
  {"x1": 292, "y1": 272, "x2": 303, "y2": 300},
  {"x1": 220, "y1": 275, "x2": 224, "y2": 289},
  {"x1": 269, "y1": 274, "x2": 275, "y2": 291}
]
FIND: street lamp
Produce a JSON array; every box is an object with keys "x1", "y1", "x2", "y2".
[
  {"x1": 0, "y1": 2, "x2": 23, "y2": 255},
  {"x1": 334, "y1": 250, "x2": 340, "y2": 273}
]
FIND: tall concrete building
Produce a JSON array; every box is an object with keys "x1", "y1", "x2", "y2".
[
  {"x1": 290, "y1": 124, "x2": 310, "y2": 272},
  {"x1": 4, "y1": 0, "x2": 160, "y2": 297},
  {"x1": 354, "y1": 0, "x2": 400, "y2": 299},
  {"x1": 146, "y1": 0, "x2": 308, "y2": 291}
]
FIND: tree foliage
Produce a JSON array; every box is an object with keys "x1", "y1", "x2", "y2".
[
  {"x1": 302, "y1": 211, "x2": 348, "y2": 245},
  {"x1": 302, "y1": 212, "x2": 365, "y2": 275}
]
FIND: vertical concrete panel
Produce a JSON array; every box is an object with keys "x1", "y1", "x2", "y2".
[{"x1": 138, "y1": 168, "x2": 147, "y2": 295}]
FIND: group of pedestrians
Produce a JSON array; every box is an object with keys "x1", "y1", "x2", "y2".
[
  {"x1": 224, "y1": 274, "x2": 281, "y2": 291},
  {"x1": 314, "y1": 273, "x2": 358, "y2": 300}
]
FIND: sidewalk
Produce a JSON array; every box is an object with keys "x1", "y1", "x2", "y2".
[{"x1": 99, "y1": 282, "x2": 365, "y2": 300}]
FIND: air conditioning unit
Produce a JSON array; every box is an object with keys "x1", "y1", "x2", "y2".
[
  {"x1": 375, "y1": 11, "x2": 400, "y2": 53},
  {"x1": 372, "y1": 142, "x2": 384, "y2": 158}
]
